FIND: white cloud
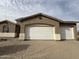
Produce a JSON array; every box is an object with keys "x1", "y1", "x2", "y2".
[{"x1": 0, "y1": 0, "x2": 79, "y2": 30}]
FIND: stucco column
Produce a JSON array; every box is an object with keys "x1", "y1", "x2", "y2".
[
  {"x1": 19, "y1": 25, "x2": 25, "y2": 40},
  {"x1": 74, "y1": 24, "x2": 77, "y2": 40},
  {"x1": 55, "y1": 25, "x2": 61, "y2": 40}
]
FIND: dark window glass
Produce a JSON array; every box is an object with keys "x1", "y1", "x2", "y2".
[{"x1": 3, "y1": 25, "x2": 9, "y2": 32}]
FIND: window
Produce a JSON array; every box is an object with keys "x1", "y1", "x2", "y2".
[{"x1": 3, "y1": 25, "x2": 9, "y2": 32}]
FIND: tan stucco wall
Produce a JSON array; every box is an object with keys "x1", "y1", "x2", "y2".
[
  {"x1": 74, "y1": 24, "x2": 77, "y2": 40},
  {"x1": 17, "y1": 16, "x2": 61, "y2": 40},
  {"x1": 0, "y1": 33, "x2": 15, "y2": 37}
]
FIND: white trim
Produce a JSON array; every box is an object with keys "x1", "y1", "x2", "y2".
[{"x1": 25, "y1": 26, "x2": 56, "y2": 40}]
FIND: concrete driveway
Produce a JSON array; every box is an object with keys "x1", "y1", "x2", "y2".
[{"x1": 0, "y1": 41, "x2": 79, "y2": 59}]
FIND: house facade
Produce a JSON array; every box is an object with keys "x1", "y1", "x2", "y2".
[{"x1": 0, "y1": 13, "x2": 78, "y2": 41}]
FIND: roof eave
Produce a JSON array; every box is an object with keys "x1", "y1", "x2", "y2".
[
  {"x1": 15, "y1": 13, "x2": 63, "y2": 22},
  {"x1": 62, "y1": 21, "x2": 79, "y2": 23},
  {"x1": 0, "y1": 20, "x2": 17, "y2": 25}
]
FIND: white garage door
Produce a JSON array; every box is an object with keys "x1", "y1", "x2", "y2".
[
  {"x1": 25, "y1": 26, "x2": 56, "y2": 40},
  {"x1": 60, "y1": 27, "x2": 75, "y2": 39}
]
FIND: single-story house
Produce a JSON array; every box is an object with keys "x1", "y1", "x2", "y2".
[{"x1": 0, "y1": 13, "x2": 78, "y2": 41}]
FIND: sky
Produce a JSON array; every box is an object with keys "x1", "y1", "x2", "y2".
[{"x1": 0, "y1": 0, "x2": 79, "y2": 30}]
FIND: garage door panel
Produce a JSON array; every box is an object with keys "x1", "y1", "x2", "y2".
[{"x1": 25, "y1": 26, "x2": 55, "y2": 40}]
